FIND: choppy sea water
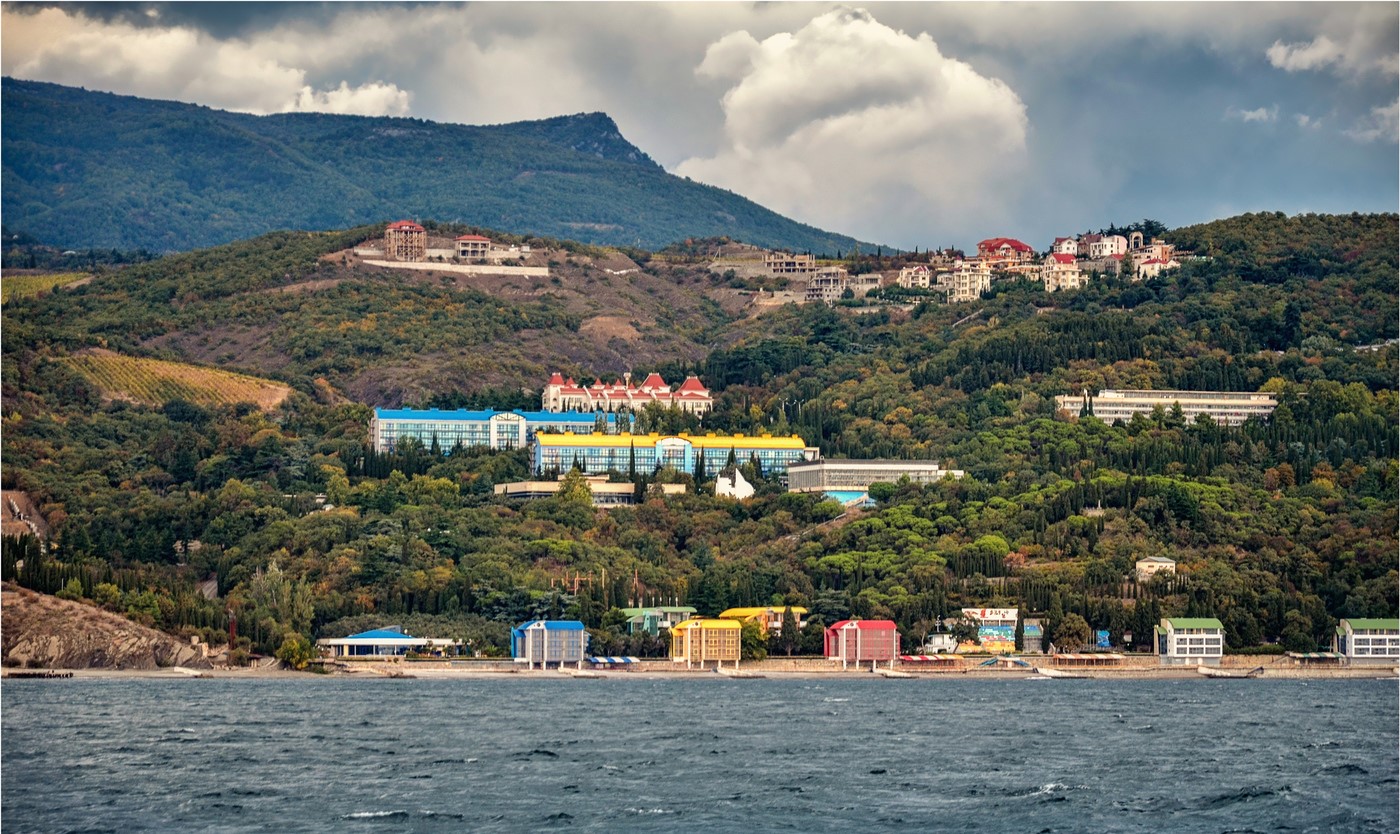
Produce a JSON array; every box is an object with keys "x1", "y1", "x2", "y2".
[{"x1": 3, "y1": 677, "x2": 1397, "y2": 833}]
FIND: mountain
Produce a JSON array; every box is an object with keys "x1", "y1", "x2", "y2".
[{"x1": 1, "y1": 78, "x2": 879, "y2": 255}]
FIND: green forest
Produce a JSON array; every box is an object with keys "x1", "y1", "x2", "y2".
[
  {"x1": 2, "y1": 211, "x2": 1396, "y2": 663},
  {"x1": 1, "y1": 78, "x2": 875, "y2": 256}
]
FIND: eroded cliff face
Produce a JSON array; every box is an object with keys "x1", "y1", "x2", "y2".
[{"x1": 1, "y1": 583, "x2": 212, "y2": 670}]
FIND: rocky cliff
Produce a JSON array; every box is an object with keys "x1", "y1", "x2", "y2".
[{"x1": 1, "y1": 583, "x2": 212, "y2": 670}]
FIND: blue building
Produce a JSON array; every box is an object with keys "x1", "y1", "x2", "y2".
[
  {"x1": 316, "y1": 626, "x2": 461, "y2": 658},
  {"x1": 370, "y1": 408, "x2": 621, "y2": 454},
  {"x1": 512, "y1": 620, "x2": 590, "y2": 669}
]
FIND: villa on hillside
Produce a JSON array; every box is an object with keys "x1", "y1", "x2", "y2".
[
  {"x1": 384, "y1": 220, "x2": 426, "y2": 262},
  {"x1": 542, "y1": 372, "x2": 712, "y2": 415}
]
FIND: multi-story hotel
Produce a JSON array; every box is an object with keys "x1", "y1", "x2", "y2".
[
  {"x1": 542, "y1": 372, "x2": 712, "y2": 416},
  {"x1": 1155, "y1": 617, "x2": 1224, "y2": 666},
  {"x1": 369, "y1": 408, "x2": 618, "y2": 454},
  {"x1": 1055, "y1": 389, "x2": 1279, "y2": 427},
  {"x1": 943, "y1": 259, "x2": 993, "y2": 303},
  {"x1": 786, "y1": 459, "x2": 963, "y2": 493},
  {"x1": 1334, "y1": 619, "x2": 1400, "y2": 661},
  {"x1": 532, "y1": 432, "x2": 818, "y2": 477},
  {"x1": 670, "y1": 618, "x2": 742, "y2": 668},
  {"x1": 511, "y1": 620, "x2": 589, "y2": 669}
]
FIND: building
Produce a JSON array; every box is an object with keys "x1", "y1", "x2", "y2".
[
  {"x1": 1076, "y1": 233, "x2": 1102, "y2": 258},
  {"x1": 511, "y1": 620, "x2": 589, "y2": 669},
  {"x1": 384, "y1": 220, "x2": 426, "y2": 262},
  {"x1": 542, "y1": 372, "x2": 713, "y2": 416},
  {"x1": 1333, "y1": 619, "x2": 1400, "y2": 662},
  {"x1": 1055, "y1": 389, "x2": 1279, "y2": 427},
  {"x1": 621, "y1": 606, "x2": 697, "y2": 636},
  {"x1": 927, "y1": 248, "x2": 964, "y2": 270},
  {"x1": 805, "y1": 267, "x2": 850, "y2": 304},
  {"x1": 959, "y1": 608, "x2": 1018, "y2": 653},
  {"x1": 455, "y1": 234, "x2": 491, "y2": 260},
  {"x1": 976, "y1": 237, "x2": 1035, "y2": 264},
  {"x1": 317, "y1": 626, "x2": 461, "y2": 659},
  {"x1": 1135, "y1": 257, "x2": 1180, "y2": 280},
  {"x1": 1022, "y1": 619, "x2": 1044, "y2": 653},
  {"x1": 1135, "y1": 556, "x2": 1177, "y2": 582},
  {"x1": 786, "y1": 459, "x2": 963, "y2": 498},
  {"x1": 1155, "y1": 617, "x2": 1224, "y2": 665},
  {"x1": 765, "y1": 252, "x2": 816, "y2": 275},
  {"x1": 1040, "y1": 253, "x2": 1085, "y2": 292},
  {"x1": 1051, "y1": 236, "x2": 1079, "y2": 256},
  {"x1": 670, "y1": 618, "x2": 742, "y2": 668},
  {"x1": 944, "y1": 259, "x2": 993, "y2": 303},
  {"x1": 719, "y1": 606, "x2": 808, "y2": 635},
  {"x1": 370, "y1": 408, "x2": 619, "y2": 454},
  {"x1": 824, "y1": 619, "x2": 900, "y2": 669},
  {"x1": 494, "y1": 476, "x2": 686, "y2": 506},
  {"x1": 532, "y1": 432, "x2": 818, "y2": 477},
  {"x1": 1089, "y1": 235, "x2": 1128, "y2": 259},
  {"x1": 897, "y1": 265, "x2": 933, "y2": 289}
]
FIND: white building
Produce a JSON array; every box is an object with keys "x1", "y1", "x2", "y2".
[
  {"x1": 1051, "y1": 236, "x2": 1079, "y2": 256},
  {"x1": 1135, "y1": 556, "x2": 1177, "y2": 582},
  {"x1": 1156, "y1": 617, "x2": 1224, "y2": 665},
  {"x1": 898, "y1": 265, "x2": 933, "y2": 289},
  {"x1": 1333, "y1": 619, "x2": 1400, "y2": 662},
  {"x1": 766, "y1": 252, "x2": 816, "y2": 275},
  {"x1": 1089, "y1": 235, "x2": 1128, "y2": 259},
  {"x1": 1040, "y1": 253, "x2": 1085, "y2": 292},
  {"x1": 1136, "y1": 257, "x2": 1180, "y2": 280},
  {"x1": 787, "y1": 459, "x2": 963, "y2": 493},
  {"x1": 1055, "y1": 389, "x2": 1278, "y2": 427},
  {"x1": 805, "y1": 266, "x2": 850, "y2": 304},
  {"x1": 945, "y1": 259, "x2": 992, "y2": 303}
]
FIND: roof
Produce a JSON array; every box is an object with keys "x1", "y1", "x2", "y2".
[
  {"x1": 374, "y1": 407, "x2": 612, "y2": 424},
  {"x1": 638, "y1": 372, "x2": 667, "y2": 389},
  {"x1": 1342, "y1": 618, "x2": 1400, "y2": 630},
  {"x1": 826, "y1": 619, "x2": 897, "y2": 631},
  {"x1": 978, "y1": 237, "x2": 1033, "y2": 253},
  {"x1": 548, "y1": 372, "x2": 565, "y2": 384},
  {"x1": 533, "y1": 432, "x2": 807, "y2": 451},
  {"x1": 672, "y1": 618, "x2": 741, "y2": 632},
  {"x1": 675, "y1": 376, "x2": 709, "y2": 393},
  {"x1": 719, "y1": 606, "x2": 808, "y2": 619},
  {"x1": 386, "y1": 220, "x2": 424, "y2": 231},
  {"x1": 1049, "y1": 253, "x2": 1076, "y2": 264},
  {"x1": 346, "y1": 627, "x2": 414, "y2": 640},
  {"x1": 517, "y1": 619, "x2": 586, "y2": 630},
  {"x1": 1137, "y1": 556, "x2": 1176, "y2": 564},
  {"x1": 1165, "y1": 618, "x2": 1223, "y2": 629},
  {"x1": 455, "y1": 234, "x2": 491, "y2": 241}
]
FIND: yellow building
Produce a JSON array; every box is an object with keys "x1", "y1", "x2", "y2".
[
  {"x1": 718, "y1": 606, "x2": 808, "y2": 635},
  {"x1": 671, "y1": 618, "x2": 742, "y2": 668}
]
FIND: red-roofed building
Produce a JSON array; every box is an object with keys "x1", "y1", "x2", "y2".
[
  {"x1": 385, "y1": 220, "x2": 426, "y2": 262},
  {"x1": 542, "y1": 371, "x2": 712, "y2": 415},
  {"x1": 824, "y1": 619, "x2": 901, "y2": 669},
  {"x1": 455, "y1": 234, "x2": 491, "y2": 260},
  {"x1": 1052, "y1": 237, "x2": 1078, "y2": 256}
]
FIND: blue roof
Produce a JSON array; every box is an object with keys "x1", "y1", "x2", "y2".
[
  {"x1": 515, "y1": 620, "x2": 586, "y2": 630},
  {"x1": 346, "y1": 628, "x2": 414, "y2": 640},
  {"x1": 374, "y1": 408, "x2": 614, "y2": 423}
]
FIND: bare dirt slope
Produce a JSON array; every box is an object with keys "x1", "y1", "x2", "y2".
[{"x1": 1, "y1": 583, "x2": 212, "y2": 670}]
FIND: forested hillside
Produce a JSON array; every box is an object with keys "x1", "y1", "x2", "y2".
[
  {"x1": 1, "y1": 78, "x2": 875, "y2": 255},
  {"x1": 1, "y1": 211, "x2": 1395, "y2": 662}
]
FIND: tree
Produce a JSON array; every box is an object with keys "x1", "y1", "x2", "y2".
[
  {"x1": 1053, "y1": 613, "x2": 1092, "y2": 652},
  {"x1": 275, "y1": 632, "x2": 317, "y2": 670},
  {"x1": 558, "y1": 468, "x2": 593, "y2": 504},
  {"x1": 776, "y1": 606, "x2": 799, "y2": 656},
  {"x1": 740, "y1": 620, "x2": 768, "y2": 660}
]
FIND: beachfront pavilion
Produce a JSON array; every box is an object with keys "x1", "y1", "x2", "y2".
[
  {"x1": 316, "y1": 627, "x2": 462, "y2": 659},
  {"x1": 1051, "y1": 653, "x2": 1125, "y2": 668},
  {"x1": 670, "y1": 618, "x2": 741, "y2": 669},
  {"x1": 824, "y1": 619, "x2": 900, "y2": 669},
  {"x1": 512, "y1": 620, "x2": 590, "y2": 669}
]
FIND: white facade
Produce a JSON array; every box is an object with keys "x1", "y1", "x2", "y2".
[
  {"x1": 1052, "y1": 237, "x2": 1079, "y2": 256},
  {"x1": 1334, "y1": 619, "x2": 1400, "y2": 660},
  {"x1": 805, "y1": 267, "x2": 850, "y2": 304},
  {"x1": 1089, "y1": 235, "x2": 1128, "y2": 259},
  {"x1": 787, "y1": 459, "x2": 964, "y2": 492},
  {"x1": 1135, "y1": 556, "x2": 1177, "y2": 582},
  {"x1": 945, "y1": 260, "x2": 992, "y2": 303},
  {"x1": 898, "y1": 265, "x2": 933, "y2": 289},
  {"x1": 1055, "y1": 389, "x2": 1278, "y2": 427},
  {"x1": 1040, "y1": 254, "x2": 1085, "y2": 292},
  {"x1": 1156, "y1": 618, "x2": 1224, "y2": 666}
]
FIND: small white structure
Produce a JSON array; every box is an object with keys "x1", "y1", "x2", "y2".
[
  {"x1": 317, "y1": 626, "x2": 460, "y2": 659},
  {"x1": 1156, "y1": 617, "x2": 1224, "y2": 666},
  {"x1": 715, "y1": 467, "x2": 755, "y2": 500},
  {"x1": 1334, "y1": 619, "x2": 1400, "y2": 662},
  {"x1": 1135, "y1": 556, "x2": 1177, "y2": 582}
]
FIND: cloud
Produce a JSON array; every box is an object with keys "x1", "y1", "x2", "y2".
[
  {"x1": 1346, "y1": 100, "x2": 1399, "y2": 143},
  {"x1": 1, "y1": 6, "x2": 412, "y2": 116},
  {"x1": 1226, "y1": 105, "x2": 1279, "y2": 124},
  {"x1": 677, "y1": 8, "x2": 1028, "y2": 246},
  {"x1": 1294, "y1": 113, "x2": 1321, "y2": 129},
  {"x1": 1266, "y1": 27, "x2": 1399, "y2": 78}
]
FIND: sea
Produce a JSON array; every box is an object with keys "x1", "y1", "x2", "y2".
[{"x1": 3, "y1": 677, "x2": 1397, "y2": 833}]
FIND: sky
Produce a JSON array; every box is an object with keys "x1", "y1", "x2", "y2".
[{"x1": 3, "y1": 1, "x2": 1397, "y2": 250}]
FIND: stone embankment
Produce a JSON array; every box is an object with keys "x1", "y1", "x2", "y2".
[{"x1": 1, "y1": 583, "x2": 212, "y2": 670}]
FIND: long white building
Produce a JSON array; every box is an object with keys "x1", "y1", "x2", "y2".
[
  {"x1": 787, "y1": 459, "x2": 963, "y2": 493},
  {"x1": 1056, "y1": 389, "x2": 1278, "y2": 427}
]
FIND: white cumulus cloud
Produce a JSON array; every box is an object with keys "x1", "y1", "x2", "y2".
[
  {"x1": 676, "y1": 8, "x2": 1028, "y2": 246},
  {"x1": 1266, "y1": 27, "x2": 1399, "y2": 78},
  {"x1": 1226, "y1": 105, "x2": 1279, "y2": 124},
  {"x1": 1345, "y1": 100, "x2": 1400, "y2": 144}
]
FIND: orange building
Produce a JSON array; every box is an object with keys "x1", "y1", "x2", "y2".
[{"x1": 670, "y1": 618, "x2": 742, "y2": 669}]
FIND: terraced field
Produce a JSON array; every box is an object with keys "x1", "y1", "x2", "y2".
[
  {"x1": 62, "y1": 349, "x2": 291, "y2": 410},
  {"x1": 2, "y1": 272, "x2": 89, "y2": 303}
]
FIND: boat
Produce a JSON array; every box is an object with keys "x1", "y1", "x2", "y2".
[
  {"x1": 1196, "y1": 665, "x2": 1264, "y2": 679},
  {"x1": 563, "y1": 669, "x2": 603, "y2": 678},
  {"x1": 876, "y1": 668, "x2": 914, "y2": 679},
  {"x1": 1036, "y1": 667, "x2": 1087, "y2": 679},
  {"x1": 715, "y1": 666, "x2": 765, "y2": 679}
]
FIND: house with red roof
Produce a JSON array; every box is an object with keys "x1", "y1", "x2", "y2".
[
  {"x1": 1051, "y1": 236, "x2": 1078, "y2": 256},
  {"x1": 384, "y1": 220, "x2": 426, "y2": 262},
  {"x1": 542, "y1": 371, "x2": 712, "y2": 415},
  {"x1": 455, "y1": 234, "x2": 491, "y2": 260},
  {"x1": 1040, "y1": 252, "x2": 1085, "y2": 292},
  {"x1": 824, "y1": 619, "x2": 901, "y2": 669}
]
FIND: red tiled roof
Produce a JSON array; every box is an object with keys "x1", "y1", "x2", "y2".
[
  {"x1": 826, "y1": 619, "x2": 898, "y2": 631},
  {"x1": 676, "y1": 376, "x2": 709, "y2": 393},
  {"x1": 549, "y1": 372, "x2": 565, "y2": 385},
  {"x1": 978, "y1": 237, "x2": 1033, "y2": 253},
  {"x1": 387, "y1": 220, "x2": 424, "y2": 231},
  {"x1": 455, "y1": 234, "x2": 490, "y2": 242},
  {"x1": 1050, "y1": 253, "x2": 1076, "y2": 264},
  {"x1": 639, "y1": 373, "x2": 667, "y2": 389}
]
